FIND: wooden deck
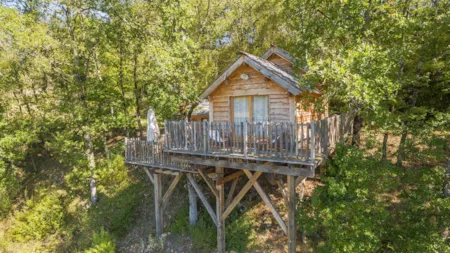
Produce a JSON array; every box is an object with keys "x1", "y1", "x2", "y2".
[{"x1": 125, "y1": 113, "x2": 353, "y2": 175}]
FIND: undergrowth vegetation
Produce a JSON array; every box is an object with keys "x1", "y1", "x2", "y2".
[
  {"x1": 0, "y1": 161, "x2": 20, "y2": 219},
  {"x1": 84, "y1": 229, "x2": 116, "y2": 253},
  {"x1": 168, "y1": 203, "x2": 261, "y2": 252},
  {"x1": 9, "y1": 190, "x2": 67, "y2": 242},
  {"x1": 299, "y1": 144, "x2": 450, "y2": 253},
  {"x1": 0, "y1": 154, "x2": 143, "y2": 252}
]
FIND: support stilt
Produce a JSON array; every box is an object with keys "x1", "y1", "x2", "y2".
[
  {"x1": 188, "y1": 182, "x2": 198, "y2": 225},
  {"x1": 154, "y1": 173, "x2": 163, "y2": 237},
  {"x1": 216, "y1": 167, "x2": 226, "y2": 253},
  {"x1": 287, "y1": 175, "x2": 296, "y2": 253}
]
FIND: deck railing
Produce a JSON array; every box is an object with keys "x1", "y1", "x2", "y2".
[
  {"x1": 125, "y1": 113, "x2": 353, "y2": 167},
  {"x1": 164, "y1": 121, "x2": 315, "y2": 163},
  {"x1": 124, "y1": 138, "x2": 193, "y2": 171}
]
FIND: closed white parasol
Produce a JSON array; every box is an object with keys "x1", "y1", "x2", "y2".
[{"x1": 147, "y1": 107, "x2": 160, "y2": 142}]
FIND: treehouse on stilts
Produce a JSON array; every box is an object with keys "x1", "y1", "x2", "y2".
[{"x1": 125, "y1": 45, "x2": 353, "y2": 253}]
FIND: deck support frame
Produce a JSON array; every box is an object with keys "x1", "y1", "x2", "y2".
[
  {"x1": 142, "y1": 168, "x2": 184, "y2": 237},
  {"x1": 138, "y1": 163, "x2": 303, "y2": 253}
]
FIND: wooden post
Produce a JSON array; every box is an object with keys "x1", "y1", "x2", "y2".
[
  {"x1": 310, "y1": 121, "x2": 315, "y2": 165},
  {"x1": 216, "y1": 167, "x2": 225, "y2": 253},
  {"x1": 339, "y1": 113, "x2": 344, "y2": 145},
  {"x1": 184, "y1": 119, "x2": 188, "y2": 149},
  {"x1": 154, "y1": 173, "x2": 163, "y2": 237},
  {"x1": 243, "y1": 122, "x2": 248, "y2": 158},
  {"x1": 203, "y1": 120, "x2": 208, "y2": 153},
  {"x1": 188, "y1": 182, "x2": 198, "y2": 225},
  {"x1": 287, "y1": 175, "x2": 296, "y2": 253}
]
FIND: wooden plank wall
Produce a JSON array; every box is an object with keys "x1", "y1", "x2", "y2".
[
  {"x1": 295, "y1": 93, "x2": 328, "y2": 123},
  {"x1": 210, "y1": 65, "x2": 291, "y2": 122},
  {"x1": 266, "y1": 54, "x2": 293, "y2": 73}
]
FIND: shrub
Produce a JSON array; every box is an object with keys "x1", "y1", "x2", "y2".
[
  {"x1": 226, "y1": 209, "x2": 257, "y2": 252},
  {"x1": 84, "y1": 228, "x2": 116, "y2": 253},
  {"x1": 0, "y1": 161, "x2": 20, "y2": 219},
  {"x1": 89, "y1": 183, "x2": 143, "y2": 237},
  {"x1": 65, "y1": 155, "x2": 132, "y2": 199},
  {"x1": 9, "y1": 190, "x2": 67, "y2": 242},
  {"x1": 169, "y1": 204, "x2": 257, "y2": 252},
  {"x1": 299, "y1": 145, "x2": 450, "y2": 253},
  {"x1": 168, "y1": 206, "x2": 216, "y2": 252}
]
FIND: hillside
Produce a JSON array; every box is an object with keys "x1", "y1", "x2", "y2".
[{"x1": 1, "y1": 0, "x2": 449, "y2": 252}]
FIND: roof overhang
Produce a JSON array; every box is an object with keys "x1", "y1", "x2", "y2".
[
  {"x1": 261, "y1": 44, "x2": 295, "y2": 63},
  {"x1": 199, "y1": 54, "x2": 302, "y2": 99},
  {"x1": 199, "y1": 56, "x2": 245, "y2": 99},
  {"x1": 242, "y1": 55, "x2": 301, "y2": 95}
]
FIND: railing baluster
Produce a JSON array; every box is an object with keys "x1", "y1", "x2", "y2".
[
  {"x1": 203, "y1": 120, "x2": 207, "y2": 153},
  {"x1": 310, "y1": 121, "x2": 315, "y2": 164}
]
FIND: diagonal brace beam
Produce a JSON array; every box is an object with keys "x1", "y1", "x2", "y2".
[
  {"x1": 295, "y1": 176, "x2": 306, "y2": 187},
  {"x1": 243, "y1": 170, "x2": 288, "y2": 235},
  {"x1": 222, "y1": 171, "x2": 262, "y2": 220},
  {"x1": 277, "y1": 178, "x2": 289, "y2": 204},
  {"x1": 225, "y1": 177, "x2": 239, "y2": 208},
  {"x1": 198, "y1": 168, "x2": 219, "y2": 199},
  {"x1": 217, "y1": 170, "x2": 245, "y2": 185},
  {"x1": 162, "y1": 173, "x2": 183, "y2": 210},
  {"x1": 186, "y1": 174, "x2": 218, "y2": 227},
  {"x1": 143, "y1": 167, "x2": 155, "y2": 184}
]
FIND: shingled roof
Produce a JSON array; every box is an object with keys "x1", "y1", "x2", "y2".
[
  {"x1": 240, "y1": 51, "x2": 302, "y2": 94},
  {"x1": 199, "y1": 47, "x2": 318, "y2": 99}
]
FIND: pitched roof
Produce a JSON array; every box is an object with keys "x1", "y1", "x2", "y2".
[
  {"x1": 261, "y1": 44, "x2": 295, "y2": 63},
  {"x1": 240, "y1": 52, "x2": 301, "y2": 94},
  {"x1": 199, "y1": 48, "x2": 318, "y2": 99},
  {"x1": 261, "y1": 44, "x2": 308, "y2": 72},
  {"x1": 190, "y1": 100, "x2": 209, "y2": 116}
]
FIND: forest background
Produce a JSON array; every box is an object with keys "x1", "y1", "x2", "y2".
[{"x1": 0, "y1": 0, "x2": 449, "y2": 252}]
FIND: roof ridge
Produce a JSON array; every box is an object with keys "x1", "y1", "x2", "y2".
[{"x1": 241, "y1": 51, "x2": 297, "y2": 79}]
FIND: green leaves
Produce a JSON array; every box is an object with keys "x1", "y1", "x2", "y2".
[
  {"x1": 300, "y1": 145, "x2": 450, "y2": 252},
  {"x1": 9, "y1": 190, "x2": 67, "y2": 242}
]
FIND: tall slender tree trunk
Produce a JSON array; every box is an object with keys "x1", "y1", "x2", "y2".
[
  {"x1": 85, "y1": 131, "x2": 98, "y2": 205},
  {"x1": 381, "y1": 132, "x2": 389, "y2": 161},
  {"x1": 13, "y1": 91, "x2": 23, "y2": 116},
  {"x1": 65, "y1": 7, "x2": 98, "y2": 206},
  {"x1": 133, "y1": 49, "x2": 143, "y2": 138},
  {"x1": 117, "y1": 43, "x2": 129, "y2": 137},
  {"x1": 396, "y1": 129, "x2": 407, "y2": 167},
  {"x1": 352, "y1": 114, "x2": 363, "y2": 147},
  {"x1": 188, "y1": 183, "x2": 198, "y2": 225},
  {"x1": 104, "y1": 135, "x2": 110, "y2": 159}
]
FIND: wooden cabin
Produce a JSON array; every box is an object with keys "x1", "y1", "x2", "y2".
[
  {"x1": 124, "y1": 45, "x2": 352, "y2": 253},
  {"x1": 201, "y1": 45, "x2": 328, "y2": 124},
  {"x1": 189, "y1": 100, "x2": 209, "y2": 122}
]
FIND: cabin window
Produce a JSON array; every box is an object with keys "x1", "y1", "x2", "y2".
[
  {"x1": 232, "y1": 95, "x2": 269, "y2": 123},
  {"x1": 252, "y1": 96, "x2": 269, "y2": 122},
  {"x1": 233, "y1": 97, "x2": 249, "y2": 122}
]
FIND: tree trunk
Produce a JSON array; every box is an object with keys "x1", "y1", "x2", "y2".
[
  {"x1": 187, "y1": 101, "x2": 200, "y2": 121},
  {"x1": 85, "y1": 131, "x2": 98, "y2": 205},
  {"x1": 117, "y1": 43, "x2": 129, "y2": 137},
  {"x1": 104, "y1": 135, "x2": 110, "y2": 159},
  {"x1": 381, "y1": 132, "x2": 388, "y2": 161},
  {"x1": 133, "y1": 49, "x2": 143, "y2": 138},
  {"x1": 298, "y1": 180, "x2": 306, "y2": 244},
  {"x1": 352, "y1": 114, "x2": 363, "y2": 147},
  {"x1": 396, "y1": 129, "x2": 407, "y2": 167},
  {"x1": 65, "y1": 8, "x2": 98, "y2": 206},
  {"x1": 188, "y1": 182, "x2": 198, "y2": 225}
]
